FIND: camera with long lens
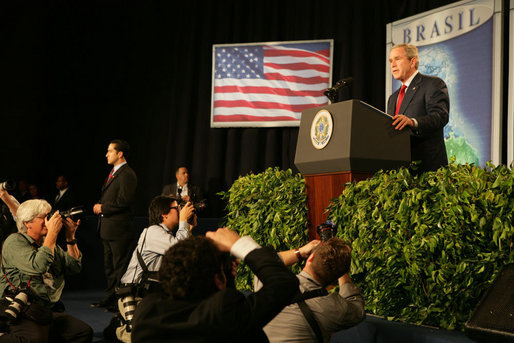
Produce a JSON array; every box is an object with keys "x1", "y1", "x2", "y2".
[
  {"x1": 46, "y1": 206, "x2": 85, "y2": 221},
  {"x1": 0, "y1": 288, "x2": 30, "y2": 335},
  {"x1": 0, "y1": 180, "x2": 15, "y2": 191},
  {"x1": 116, "y1": 284, "x2": 137, "y2": 332},
  {"x1": 317, "y1": 220, "x2": 337, "y2": 242}
]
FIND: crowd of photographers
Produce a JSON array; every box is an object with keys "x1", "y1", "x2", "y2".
[{"x1": 0, "y1": 169, "x2": 365, "y2": 343}]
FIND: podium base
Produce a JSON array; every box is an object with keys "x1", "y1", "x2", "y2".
[{"x1": 305, "y1": 171, "x2": 373, "y2": 240}]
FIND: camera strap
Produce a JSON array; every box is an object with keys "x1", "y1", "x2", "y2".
[
  {"x1": 2, "y1": 234, "x2": 36, "y2": 293},
  {"x1": 289, "y1": 288, "x2": 328, "y2": 343},
  {"x1": 131, "y1": 226, "x2": 163, "y2": 284},
  {"x1": 297, "y1": 301, "x2": 324, "y2": 343}
]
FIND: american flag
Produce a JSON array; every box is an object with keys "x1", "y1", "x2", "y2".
[{"x1": 211, "y1": 40, "x2": 332, "y2": 127}]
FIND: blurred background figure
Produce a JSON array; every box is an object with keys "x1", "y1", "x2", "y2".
[{"x1": 53, "y1": 174, "x2": 76, "y2": 212}]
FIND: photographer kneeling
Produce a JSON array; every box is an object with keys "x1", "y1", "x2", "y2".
[
  {"x1": 0, "y1": 199, "x2": 93, "y2": 343},
  {"x1": 106, "y1": 195, "x2": 195, "y2": 342}
]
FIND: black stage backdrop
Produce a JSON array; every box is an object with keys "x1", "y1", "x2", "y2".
[{"x1": 1, "y1": 0, "x2": 488, "y2": 218}]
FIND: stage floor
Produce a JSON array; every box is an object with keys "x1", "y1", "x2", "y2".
[{"x1": 62, "y1": 289, "x2": 115, "y2": 342}]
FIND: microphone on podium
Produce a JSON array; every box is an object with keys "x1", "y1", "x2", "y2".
[{"x1": 324, "y1": 77, "x2": 353, "y2": 103}]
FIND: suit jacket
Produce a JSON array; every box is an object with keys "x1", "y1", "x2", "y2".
[
  {"x1": 387, "y1": 72, "x2": 449, "y2": 173},
  {"x1": 131, "y1": 247, "x2": 299, "y2": 343},
  {"x1": 52, "y1": 188, "x2": 76, "y2": 212},
  {"x1": 161, "y1": 183, "x2": 204, "y2": 204},
  {"x1": 98, "y1": 164, "x2": 138, "y2": 240}
]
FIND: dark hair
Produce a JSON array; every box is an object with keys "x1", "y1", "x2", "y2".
[
  {"x1": 175, "y1": 166, "x2": 188, "y2": 174},
  {"x1": 56, "y1": 174, "x2": 70, "y2": 182},
  {"x1": 311, "y1": 237, "x2": 352, "y2": 286},
  {"x1": 159, "y1": 236, "x2": 223, "y2": 300},
  {"x1": 148, "y1": 195, "x2": 177, "y2": 226},
  {"x1": 110, "y1": 139, "x2": 130, "y2": 159}
]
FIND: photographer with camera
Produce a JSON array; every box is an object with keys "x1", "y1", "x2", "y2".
[
  {"x1": 255, "y1": 223, "x2": 365, "y2": 343},
  {"x1": 0, "y1": 199, "x2": 92, "y2": 342},
  {"x1": 131, "y1": 228, "x2": 299, "y2": 342},
  {"x1": 105, "y1": 195, "x2": 195, "y2": 342}
]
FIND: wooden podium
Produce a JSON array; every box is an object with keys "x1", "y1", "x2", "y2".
[{"x1": 294, "y1": 100, "x2": 411, "y2": 239}]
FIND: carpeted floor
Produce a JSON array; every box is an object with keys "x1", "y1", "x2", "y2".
[{"x1": 61, "y1": 290, "x2": 116, "y2": 342}]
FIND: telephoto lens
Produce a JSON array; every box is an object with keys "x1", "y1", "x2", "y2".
[
  {"x1": 121, "y1": 295, "x2": 137, "y2": 332},
  {"x1": 116, "y1": 285, "x2": 137, "y2": 332},
  {"x1": 4, "y1": 292, "x2": 29, "y2": 321}
]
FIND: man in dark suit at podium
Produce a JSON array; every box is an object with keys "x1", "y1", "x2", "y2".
[
  {"x1": 387, "y1": 43, "x2": 449, "y2": 173},
  {"x1": 92, "y1": 139, "x2": 138, "y2": 311}
]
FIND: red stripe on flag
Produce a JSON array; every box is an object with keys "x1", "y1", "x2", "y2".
[
  {"x1": 264, "y1": 62, "x2": 329, "y2": 73},
  {"x1": 316, "y1": 49, "x2": 330, "y2": 57},
  {"x1": 214, "y1": 85, "x2": 325, "y2": 97},
  {"x1": 264, "y1": 73, "x2": 329, "y2": 85},
  {"x1": 213, "y1": 115, "x2": 300, "y2": 122},
  {"x1": 264, "y1": 48, "x2": 330, "y2": 64},
  {"x1": 214, "y1": 100, "x2": 323, "y2": 112}
]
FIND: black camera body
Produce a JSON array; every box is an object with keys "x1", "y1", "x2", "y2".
[
  {"x1": 46, "y1": 206, "x2": 85, "y2": 221},
  {"x1": 317, "y1": 220, "x2": 337, "y2": 242},
  {"x1": 176, "y1": 187, "x2": 206, "y2": 213}
]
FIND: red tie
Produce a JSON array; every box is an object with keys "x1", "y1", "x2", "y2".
[
  {"x1": 395, "y1": 85, "x2": 407, "y2": 115},
  {"x1": 106, "y1": 169, "x2": 114, "y2": 184}
]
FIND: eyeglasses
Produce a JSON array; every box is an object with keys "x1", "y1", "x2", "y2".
[
  {"x1": 169, "y1": 206, "x2": 180, "y2": 212},
  {"x1": 31, "y1": 213, "x2": 49, "y2": 222}
]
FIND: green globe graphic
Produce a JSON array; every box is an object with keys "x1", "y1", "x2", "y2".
[{"x1": 419, "y1": 46, "x2": 481, "y2": 166}]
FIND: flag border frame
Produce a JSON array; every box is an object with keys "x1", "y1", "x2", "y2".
[{"x1": 210, "y1": 39, "x2": 334, "y2": 128}]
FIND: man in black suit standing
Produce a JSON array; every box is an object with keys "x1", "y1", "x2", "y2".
[
  {"x1": 388, "y1": 43, "x2": 450, "y2": 173},
  {"x1": 52, "y1": 174, "x2": 75, "y2": 212},
  {"x1": 92, "y1": 139, "x2": 138, "y2": 311},
  {"x1": 162, "y1": 166, "x2": 204, "y2": 206}
]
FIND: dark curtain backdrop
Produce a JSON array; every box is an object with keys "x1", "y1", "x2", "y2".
[{"x1": 1, "y1": 0, "x2": 469, "y2": 218}]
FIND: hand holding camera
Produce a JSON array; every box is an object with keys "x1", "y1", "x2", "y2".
[
  {"x1": 63, "y1": 217, "x2": 81, "y2": 239},
  {"x1": 45, "y1": 211, "x2": 64, "y2": 237},
  {"x1": 299, "y1": 239, "x2": 321, "y2": 259},
  {"x1": 179, "y1": 202, "x2": 195, "y2": 222}
]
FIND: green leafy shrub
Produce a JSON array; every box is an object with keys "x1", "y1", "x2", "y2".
[
  {"x1": 327, "y1": 161, "x2": 514, "y2": 330},
  {"x1": 218, "y1": 167, "x2": 309, "y2": 291}
]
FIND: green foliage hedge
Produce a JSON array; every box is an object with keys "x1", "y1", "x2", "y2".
[
  {"x1": 327, "y1": 161, "x2": 514, "y2": 330},
  {"x1": 218, "y1": 167, "x2": 309, "y2": 291}
]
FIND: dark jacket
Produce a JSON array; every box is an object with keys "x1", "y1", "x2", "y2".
[
  {"x1": 161, "y1": 183, "x2": 204, "y2": 204},
  {"x1": 131, "y1": 247, "x2": 299, "y2": 343},
  {"x1": 98, "y1": 164, "x2": 138, "y2": 240},
  {"x1": 387, "y1": 72, "x2": 449, "y2": 173}
]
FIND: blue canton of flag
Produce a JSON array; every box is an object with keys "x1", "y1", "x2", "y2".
[{"x1": 215, "y1": 47, "x2": 264, "y2": 79}]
